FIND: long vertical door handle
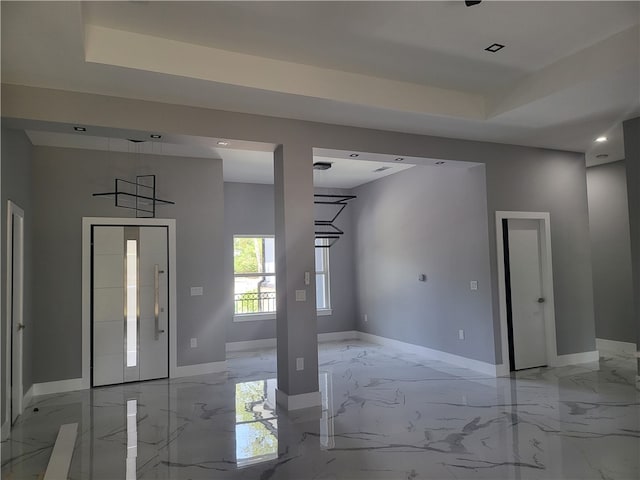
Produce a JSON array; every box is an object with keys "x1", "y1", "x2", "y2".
[{"x1": 154, "y1": 264, "x2": 160, "y2": 340}]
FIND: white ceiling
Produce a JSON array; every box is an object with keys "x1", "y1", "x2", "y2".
[
  {"x1": 25, "y1": 129, "x2": 433, "y2": 189},
  {"x1": 2, "y1": 1, "x2": 639, "y2": 166}
]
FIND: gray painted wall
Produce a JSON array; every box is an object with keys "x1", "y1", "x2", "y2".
[
  {"x1": 353, "y1": 164, "x2": 495, "y2": 363},
  {"x1": 224, "y1": 182, "x2": 356, "y2": 343},
  {"x1": 586, "y1": 161, "x2": 634, "y2": 343},
  {"x1": 1, "y1": 127, "x2": 33, "y2": 426},
  {"x1": 484, "y1": 150, "x2": 596, "y2": 359},
  {"x1": 3, "y1": 85, "x2": 598, "y2": 371},
  {"x1": 622, "y1": 118, "x2": 640, "y2": 361},
  {"x1": 31, "y1": 146, "x2": 224, "y2": 383}
]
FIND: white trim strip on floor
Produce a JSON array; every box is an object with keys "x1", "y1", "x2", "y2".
[{"x1": 43, "y1": 423, "x2": 78, "y2": 480}]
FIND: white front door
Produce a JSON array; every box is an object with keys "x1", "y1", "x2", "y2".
[
  {"x1": 508, "y1": 219, "x2": 547, "y2": 370},
  {"x1": 9, "y1": 204, "x2": 25, "y2": 423},
  {"x1": 92, "y1": 226, "x2": 169, "y2": 386}
]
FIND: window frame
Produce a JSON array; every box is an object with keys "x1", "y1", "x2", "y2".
[{"x1": 233, "y1": 235, "x2": 332, "y2": 322}]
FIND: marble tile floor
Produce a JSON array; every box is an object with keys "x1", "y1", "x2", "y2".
[{"x1": 2, "y1": 340, "x2": 639, "y2": 480}]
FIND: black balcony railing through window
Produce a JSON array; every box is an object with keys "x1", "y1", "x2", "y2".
[{"x1": 234, "y1": 291, "x2": 277, "y2": 314}]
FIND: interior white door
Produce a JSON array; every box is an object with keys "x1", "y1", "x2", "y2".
[
  {"x1": 10, "y1": 208, "x2": 24, "y2": 424},
  {"x1": 92, "y1": 226, "x2": 169, "y2": 386},
  {"x1": 508, "y1": 219, "x2": 547, "y2": 370}
]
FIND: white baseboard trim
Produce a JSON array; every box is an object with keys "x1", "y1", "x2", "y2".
[
  {"x1": 276, "y1": 388, "x2": 322, "y2": 410},
  {"x1": 553, "y1": 350, "x2": 600, "y2": 367},
  {"x1": 33, "y1": 378, "x2": 84, "y2": 397},
  {"x1": 1, "y1": 419, "x2": 9, "y2": 441},
  {"x1": 173, "y1": 360, "x2": 227, "y2": 378},
  {"x1": 226, "y1": 330, "x2": 359, "y2": 353},
  {"x1": 357, "y1": 331, "x2": 501, "y2": 377},
  {"x1": 23, "y1": 384, "x2": 34, "y2": 410},
  {"x1": 596, "y1": 338, "x2": 636, "y2": 355},
  {"x1": 318, "y1": 330, "x2": 359, "y2": 342}
]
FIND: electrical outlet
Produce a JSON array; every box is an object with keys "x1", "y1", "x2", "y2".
[
  {"x1": 470, "y1": 281, "x2": 478, "y2": 291},
  {"x1": 458, "y1": 329, "x2": 465, "y2": 340},
  {"x1": 190, "y1": 338, "x2": 197, "y2": 348},
  {"x1": 304, "y1": 271, "x2": 310, "y2": 285},
  {"x1": 296, "y1": 357, "x2": 304, "y2": 371}
]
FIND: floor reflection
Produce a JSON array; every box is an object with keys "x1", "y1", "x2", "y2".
[
  {"x1": 126, "y1": 399, "x2": 137, "y2": 480},
  {"x1": 234, "y1": 373, "x2": 333, "y2": 468},
  {"x1": 235, "y1": 378, "x2": 278, "y2": 467}
]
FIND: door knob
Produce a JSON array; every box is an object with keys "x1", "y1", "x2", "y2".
[
  {"x1": 537, "y1": 297, "x2": 545, "y2": 303},
  {"x1": 17, "y1": 323, "x2": 25, "y2": 330},
  {"x1": 158, "y1": 329, "x2": 166, "y2": 334}
]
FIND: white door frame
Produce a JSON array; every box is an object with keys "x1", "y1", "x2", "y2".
[
  {"x1": 82, "y1": 217, "x2": 177, "y2": 389},
  {"x1": 495, "y1": 211, "x2": 558, "y2": 372},
  {"x1": 5, "y1": 201, "x2": 25, "y2": 424}
]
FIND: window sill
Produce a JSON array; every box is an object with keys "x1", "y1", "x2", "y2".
[{"x1": 233, "y1": 309, "x2": 332, "y2": 323}]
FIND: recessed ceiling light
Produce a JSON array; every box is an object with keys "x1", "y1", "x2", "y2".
[
  {"x1": 150, "y1": 134, "x2": 162, "y2": 139},
  {"x1": 313, "y1": 162, "x2": 333, "y2": 171},
  {"x1": 596, "y1": 154, "x2": 609, "y2": 159},
  {"x1": 595, "y1": 136, "x2": 607, "y2": 143},
  {"x1": 485, "y1": 43, "x2": 505, "y2": 53},
  {"x1": 394, "y1": 157, "x2": 404, "y2": 162},
  {"x1": 349, "y1": 153, "x2": 359, "y2": 157},
  {"x1": 435, "y1": 161, "x2": 446, "y2": 165},
  {"x1": 73, "y1": 126, "x2": 86, "y2": 132},
  {"x1": 217, "y1": 141, "x2": 229, "y2": 146}
]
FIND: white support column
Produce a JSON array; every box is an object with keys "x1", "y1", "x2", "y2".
[{"x1": 273, "y1": 144, "x2": 321, "y2": 409}]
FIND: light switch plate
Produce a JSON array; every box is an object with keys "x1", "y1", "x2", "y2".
[
  {"x1": 304, "y1": 271, "x2": 310, "y2": 285},
  {"x1": 296, "y1": 357, "x2": 304, "y2": 371},
  {"x1": 295, "y1": 289, "x2": 306, "y2": 302},
  {"x1": 191, "y1": 286, "x2": 203, "y2": 296},
  {"x1": 470, "y1": 281, "x2": 478, "y2": 291},
  {"x1": 190, "y1": 338, "x2": 197, "y2": 348},
  {"x1": 458, "y1": 329, "x2": 465, "y2": 340}
]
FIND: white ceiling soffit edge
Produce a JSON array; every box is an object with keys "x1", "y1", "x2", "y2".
[
  {"x1": 312, "y1": 148, "x2": 481, "y2": 169},
  {"x1": 83, "y1": 24, "x2": 485, "y2": 120},
  {"x1": 25, "y1": 130, "x2": 223, "y2": 160}
]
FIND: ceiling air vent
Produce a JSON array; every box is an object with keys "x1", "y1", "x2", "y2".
[
  {"x1": 373, "y1": 166, "x2": 391, "y2": 173},
  {"x1": 313, "y1": 162, "x2": 333, "y2": 171}
]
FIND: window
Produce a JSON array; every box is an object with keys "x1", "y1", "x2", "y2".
[
  {"x1": 233, "y1": 236, "x2": 330, "y2": 317},
  {"x1": 315, "y1": 241, "x2": 329, "y2": 309}
]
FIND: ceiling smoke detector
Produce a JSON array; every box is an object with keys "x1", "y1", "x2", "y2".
[{"x1": 313, "y1": 162, "x2": 333, "y2": 171}]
